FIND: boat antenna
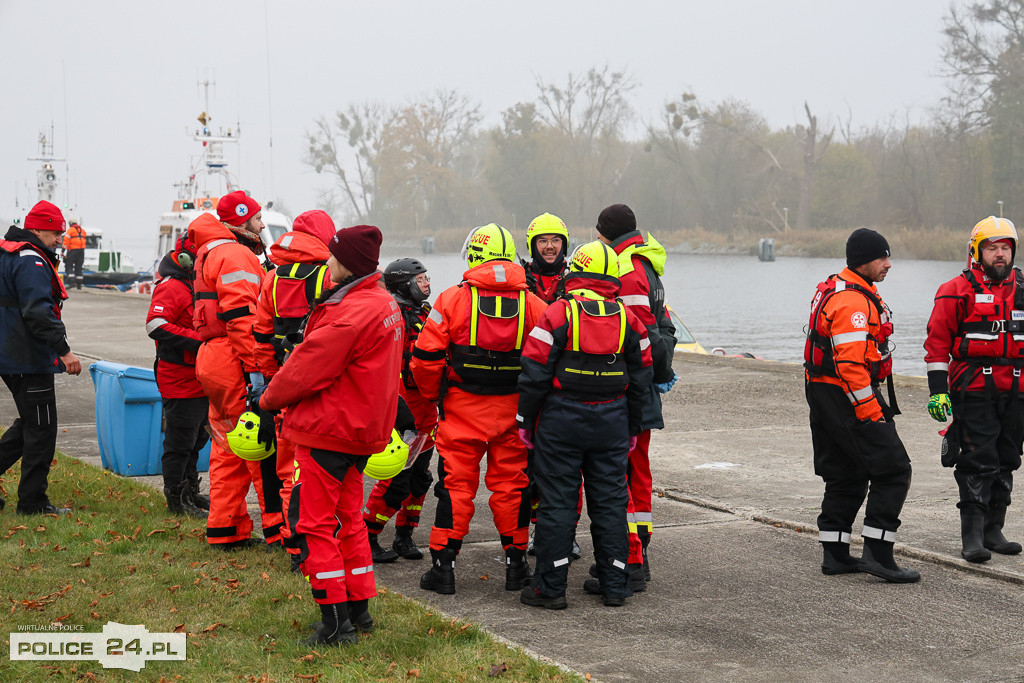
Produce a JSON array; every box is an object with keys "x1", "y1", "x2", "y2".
[
  {"x1": 264, "y1": 0, "x2": 275, "y2": 201},
  {"x1": 62, "y1": 62, "x2": 72, "y2": 212}
]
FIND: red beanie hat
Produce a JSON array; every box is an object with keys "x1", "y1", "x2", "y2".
[
  {"x1": 24, "y1": 201, "x2": 66, "y2": 232},
  {"x1": 291, "y1": 210, "x2": 336, "y2": 246},
  {"x1": 328, "y1": 225, "x2": 382, "y2": 278},
  {"x1": 217, "y1": 191, "x2": 261, "y2": 226}
]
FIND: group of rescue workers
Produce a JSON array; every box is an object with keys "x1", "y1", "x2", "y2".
[
  {"x1": 806, "y1": 218, "x2": 1024, "y2": 584},
  {"x1": 6, "y1": 189, "x2": 1024, "y2": 646},
  {"x1": 140, "y1": 194, "x2": 677, "y2": 644}
]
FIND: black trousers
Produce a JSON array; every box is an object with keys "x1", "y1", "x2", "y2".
[
  {"x1": 0, "y1": 373, "x2": 58, "y2": 511},
  {"x1": 806, "y1": 381, "x2": 912, "y2": 537},
  {"x1": 161, "y1": 396, "x2": 210, "y2": 491},
  {"x1": 64, "y1": 249, "x2": 84, "y2": 289},
  {"x1": 951, "y1": 392, "x2": 1024, "y2": 513},
  {"x1": 532, "y1": 392, "x2": 631, "y2": 598}
]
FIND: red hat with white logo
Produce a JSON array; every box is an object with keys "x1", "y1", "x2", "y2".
[
  {"x1": 217, "y1": 191, "x2": 261, "y2": 227},
  {"x1": 24, "y1": 201, "x2": 66, "y2": 232}
]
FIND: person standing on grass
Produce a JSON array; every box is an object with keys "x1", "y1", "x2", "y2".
[
  {"x1": 0, "y1": 200, "x2": 81, "y2": 515},
  {"x1": 256, "y1": 225, "x2": 403, "y2": 647}
]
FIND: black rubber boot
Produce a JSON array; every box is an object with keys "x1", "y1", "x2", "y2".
[
  {"x1": 186, "y1": 476, "x2": 210, "y2": 510},
  {"x1": 505, "y1": 546, "x2": 533, "y2": 591},
  {"x1": 348, "y1": 598, "x2": 374, "y2": 632},
  {"x1": 858, "y1": 538, "x2": 921, "y2": 583},
  {"x1": 290, "y1": 554, "x2": 302, "y2": 574},
  {"x1": 628, "y1": 563, "x2": 647, "y2": 592},
  {"x1": 392, "y1": 526, "x2": 424, "y2": 560},
  {"x1": 960, "y1": 510, "x2": 992, "y2": 563},
  {"x1": 639, "y1": 532, "x2": 651, "y2": 581},
  {"x1": 164, "y1": 485, "x2": 207, "y2": 518},
  {"x1": 368, "y1": 532, "x2": 399, "y2": 563},
  {"x1": 583, "y1": 578, "x2": 628, "y2": 607},
  {"x1": 984, "y1": 504, "x2": 1022, "y2": 555},
  {"x1": 520, "y1": 585, "x2": 568, "y2": 609},
  {"x1": 0, "y1": 494, "x2": 5, "y2": 511},
  {"x1": 304, "y1": 602, "x2": 357, "y2": 647},
  {"x1": 420, "y1": 548, "x2": 456, "y2": 594},
  {"x1": 821, "y1": 541, "x2": 860, "y2": 575}
]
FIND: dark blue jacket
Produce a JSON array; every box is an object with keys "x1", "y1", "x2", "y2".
[{"x1": 0, "y1": 226, "x2": 70, "y2": 374}]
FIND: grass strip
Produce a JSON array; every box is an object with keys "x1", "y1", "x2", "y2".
[{"x1": 0, "y1": 453, "x2": 581, "y2": 682}]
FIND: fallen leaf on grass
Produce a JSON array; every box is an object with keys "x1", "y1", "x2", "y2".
[
  {"x1": 427, "y1": 627, "x2": 434, "y2": 636},
  {"x1": 173, "y1": 624, "x2": 185, "y2": 633},
  {"x1": 260, "y1": 571, "x2": 270, "y2": 581},
  {"x1": 461, "y1": 623, "x2": 471, "y2": 631},
  {"x1": 585, "y1": 674, "x2": 592, "y2": 681},
  {"x1": 168, "y1": 585, "x2": 181, "y2": 593},
  {"x1": 385, "y1": 662, "x2": 397, "y2": 676},
  {"x1": 90, "y1": 612, "x2": 100, "y2": 619},
  {"x1": 70, "y1": 556, "x2": 91, "y2": 568},
  {"x1": 34, "y1": 525, "x2": 46, "y2": 532},
  {"x1": 489, "y1": 663, "x2": 509, "y2": 677},
  {"x1": 147, "y1": 529, "x2": 166, "y2": 537},
  {"x1": 54, "y1": 613, "x2": 71, "y2": 623},
  {"x1": 406, "y1": 670, "x2": 420, "y2": 679},
  {"x1": 298, "y1": 654, "x2": 317, "y2": 662},
  {"x1": 295, "y1": 675, "x2": 321, "y2": 681},
  {"x1": 127, "y1": 566, "x2": 137, "y2": 574},
  {"x1": 202, "y1": 623, "x2": 225, "y2": 633}
]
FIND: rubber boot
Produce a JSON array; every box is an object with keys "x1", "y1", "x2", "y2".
[
  {"x1": 984, "y1": 504, "x2": 1023, "y2": 555},
  {"x1": 821, "y1": 541, "x2": 860, "y2": 575},
  {"x1": 304, "y1": 602, "x2": 357, "y2": 647},
  {"x1": 290, "y1": 554, "x2": 302, "y2": 574},
  {"x1": 639, "y1": 531, "x2": 651, "y2": 581},
  {"x1": 582, "y1": 578, "x2": 628, "y2": 607},
  {"x1": 186, "y1": 476, "x2": 210, "y2": 510},
  {"x1": 420, "y1": 548, "x2": 456, "y2": 594},
  {"x1": 164, "y1": 484, "x2": 207, "y2": 519},
  {"x1": 960, "y1": 509, "x2": 992, "y2": 563},
  {"x1": 368, "y1": 532, "x2": 398, "y2": 563},
  {"x1": 520, "y1": 585, "x2": 568, "y2": 610},
  {"x1": 392, "y1": 526, "x2": 424, "y2": 560},
  {"x1": 0, "y1": 494, "x2": 5, "y2": 511},
  {"x1": 858, "y1": 538, "x2": 921, "y2": 583},
  {"x1": 505, "y1": 546, "x2": 533, "y2": 590},
  {"x1": 348, "y1": 598, "x2": 374, "y2": 632}
]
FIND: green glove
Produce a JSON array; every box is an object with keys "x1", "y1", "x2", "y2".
[{"x1": 928, "y1": 393, "x2": 952, "y2": 422}]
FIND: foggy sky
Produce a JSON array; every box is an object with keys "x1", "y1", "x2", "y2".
[{"x1": 0, "y1": 0, "x2": 955, "y2": 268}]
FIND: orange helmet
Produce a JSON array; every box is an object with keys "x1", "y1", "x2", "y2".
[{"x1": 969, "y1": 216, "x2": 1017, "y2": 264}]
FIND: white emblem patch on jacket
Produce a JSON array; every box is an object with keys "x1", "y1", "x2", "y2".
[{"x1": 850, "y1": 312, "x2": 868, "y2": 328}]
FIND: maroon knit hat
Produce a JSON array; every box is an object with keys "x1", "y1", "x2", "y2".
[
  {"x1": 217, "y1": 191, "x2": 261, "y2": 226},
  {"x1": 328, "y1": 225, "x2": 382, "y2": 278},
  {"x1": 24, "y1": 200, "x2": 66, "y2": 232}
]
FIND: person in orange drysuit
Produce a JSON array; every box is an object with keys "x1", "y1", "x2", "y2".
[
  {"x1": 412, "y1": 223, "x2": 548, "y2": 595},
  {"x1": 256, "y1": 224, "x2": 403, "y2": 647},
  {"x1": 189, "y1": 191, "x2": 284, "y2": 550},
  {"x1": 253, "y1": 209, "x2": 335, "y2": 570},
  {"x1": 61, "y1": 221, "x2": 86, "y2": 290}
]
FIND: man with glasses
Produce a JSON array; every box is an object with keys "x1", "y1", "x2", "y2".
[{"x1": 0, "y1": 200, "x2": 82, "y2": 514}]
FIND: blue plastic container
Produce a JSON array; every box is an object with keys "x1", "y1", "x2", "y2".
[{"x1": 89, "y1": 361, "x2": 210, "y2": 476}]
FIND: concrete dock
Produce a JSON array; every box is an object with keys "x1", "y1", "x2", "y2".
[{"x1": 4, "y1": 289, "x2": 1024, "y2": 681}]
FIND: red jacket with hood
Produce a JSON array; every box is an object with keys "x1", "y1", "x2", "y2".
[
  {"x1": 253, "y1": 211, "x2": 335, "y2": 376},
  {"x1": 258, "y1": 272, "x2": 404, "y2": 455},
  {"x1": 146, "y1": 251, "x2": 203, "y2": 398}
]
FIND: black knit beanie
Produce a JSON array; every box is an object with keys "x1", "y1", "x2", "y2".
[
  {"x1": 846, "y1": 228, "x2": 890, "y2": 268},
  {"x1": 596, "y1": 204, "x2": 637, "y2": 241}
]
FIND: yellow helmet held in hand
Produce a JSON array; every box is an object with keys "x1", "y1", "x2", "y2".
[
  {"x1": 227, "y1": 411, "x2": 275, "y2": 461},
  {"x1": 569, "y1": 240, "x2": 619, "y2": 278},
  {"x1": 363, "y1": 429, "x2": 410, "y2": 481},
  {"x1": 526, "y1": 213, "x2": 569, "y2": 258},
  {"x1": 969, "y1": 216, "x2": 1017, "y2": 263},
  {"x1": 462, "y1": 223, "x2": 516, "y2": 268}
]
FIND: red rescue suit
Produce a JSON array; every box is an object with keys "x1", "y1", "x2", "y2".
[
  {"x1": 364, "y1": 299, "x2": 439, "y2": 535},
  {"x1": 253, "y1": 224, "x2": 333, "y2": 554},
  {"x1": 925, "y1": 266, "x2": 1024, "y2": 395},
  {"x1": 188, "y1": 213, "x2": 283, "y2": 547},
  {"x1": 411, "y1": 260, "x2": 547, "y2": 553},
  {"x1": 259, "y1": 272, "x2": 403, "y2": 605}
]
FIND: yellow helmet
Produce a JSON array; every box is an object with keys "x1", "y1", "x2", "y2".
[
  {"x1": 226, "y1": 411, "x2": 275, "y2": 461},
  {"x1": 969, "y1": 216, "x2": 1017, "y2": 263},
  {"x1": 363, "y1": 429, "x2": 410, "y2": 481},
  {"x1": 569, "y1": 240, "x2": 619, "y2": 278},
  {"x1": 526, "y1": 213, "x2": 569, "y2": 258},
  {"x1": 462, "y1": 223, "x2": 516, "y2": 268}
]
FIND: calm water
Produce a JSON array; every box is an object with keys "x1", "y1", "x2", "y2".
[{"x1": 379, "y1": 249, "x2": 967, "y2": 377}]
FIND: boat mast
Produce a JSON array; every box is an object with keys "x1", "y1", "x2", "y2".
[
  {"x1": 27, "y1": 124, "x2": 65, "y2": 205},
  {"x1": 191, "y1": 78, "x2": 240, "y2": 198}
]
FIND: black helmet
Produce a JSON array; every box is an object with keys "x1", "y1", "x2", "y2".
[{"x1": 383, "y1": 258, "x2": 429, "y2": 303}]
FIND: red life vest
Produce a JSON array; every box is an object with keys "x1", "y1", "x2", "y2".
[
  {"x1": 951, "y1": 267, "x2": 1024, "y2": 370},
  {"x1": 0, "y1": 240, "x2": 68, "y2": 316},
  {"x1": 554, "y1": 296, "x2": 629, "y2": 400},
  {"x1": 267, "y1": 262, "x2": 329, "y2": 362},
  {"x1": 448, "y1": 286, "x2": 527, "y2": 395},
  {"x1": 804, "y1": 275, "x2": 893, "y2": 382}
]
